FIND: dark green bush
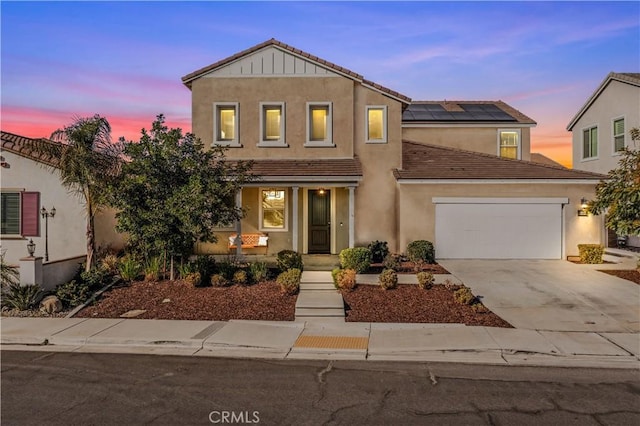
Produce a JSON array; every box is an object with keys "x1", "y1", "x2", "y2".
[
  {"x1": 339, "y1": 247, "x2": 372, "y2": 273},
  {"x1": 383, "y1": 253, "x2": 401, "y2": 271},
  {"x1": 368, "y1": 240, "x2": 389, "y2": 264},
  {"x1": 80, "y1": 267, "x2": 112, "y2": 291},
  {"x1": 3, "y1": 283, "x2": 44, "y2": 310},
  {"x1": 191, "y1": 255, "x2": 216, "y2": 282},
  {"x1": 577, "y1": 244, "x2": 604, "y2": 264},
  {"x1": 416, "y1": 271, "x2": 434, "y2": 290},
  {"x1": 216, "y1": 260, "x2": 237, "y2": 280},
  {"x1": 276, "y1": 268, "x2": 301, "y2": 295},
  {"x1": 56, "y1": 280, "x2": 91, "y2": 308},
  {"x1": 406, "y1": 240, "x2": 435, "y2": 264},
  {"x1": 277, "y1": 250, "x2": 303, "y2": 272},
  {"x1": 331, "y1": 268, "x2": 342, "y2": 289},
  {"x1": 379, "y1": 269, "x2": 398, "y2": 290}
]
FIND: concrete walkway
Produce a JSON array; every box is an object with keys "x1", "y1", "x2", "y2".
[
  {"x1": 1, "y1": 317, "x2": 638, "y2": 368},
  {"x1": 439, "y1": 259, "x2": 640, "y2": 333},
  {"x1": 295, "y1": 271, "x2": 345, "y2": 321}
]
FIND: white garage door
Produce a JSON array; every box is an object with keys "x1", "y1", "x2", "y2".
[{"x1": 434, "y1": 198, "x2": 566, "y2": 259}]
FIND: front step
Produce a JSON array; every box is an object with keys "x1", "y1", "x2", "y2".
[
  {"x1": 300, "y1": 271, "x2": 334, "y2": 283},
  {"x1": 294, "y1": 307, "x2": 345, "y2": 317},
  {"x1": 300, "y1": 282, "x2": 336, "y2": 291}
]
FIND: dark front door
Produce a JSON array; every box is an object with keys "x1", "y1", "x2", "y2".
[{"x1": 308, "y1": 190, "x2": 331, "y2": 254}]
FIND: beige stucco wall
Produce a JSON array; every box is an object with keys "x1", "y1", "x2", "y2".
[
  {"x1": 191, "y1": 77, "x2": 354, "y2": 159},
  {"x1": 402, "y1": 126, "x2": 532, "y2": 161},
  {"x1": 571, "y1": 80, "x2": 640, "y2": 173},
  {"x1": 1, "y1": 151, "x2": 125, "y2": 267},
  {"x1": 397, "y1": 182, "x2": 603, "y2": 258}
]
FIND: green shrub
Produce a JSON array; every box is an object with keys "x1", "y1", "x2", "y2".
[
  {"x1": 99, "y1": 254, "x2": 120, "y2": 275},
  {"x1": 331, "y1": 268, "x2": 342, "y2": 289},
  {"x1": 339, "y1": 247, "x2": 372, "y2": 273},
  {"x1": 185, "y1": 272, "x2": 202, "y2": 287},
  {"x1": 276, "y1": 268, "x2": 301, "y2": 295},
  {"x1": 406, "y1": 240, "x2": 435, "y2": 264},
  {"x1": 249, "y1": 262, "x2": 268, "y2": 283},
  {"x1": 383, "y1": 253, "x2": 401, "y2": 271},
  {"x1": 417, "y1": 271, "x2": 434, "y2": 290},
  {"x1": 277, "y1": 250, "x2": 303, "y2": 272},
  {"x1": 368, "y1": 240, "x2": 389, "y2": 264},
  {"x1": 55, "y1": 280, "x2": 91, "y2": 308},
  {"x1": 216, "y1": 260, "x2": 238, "y2": 280},
  {"x1": 210, "y1": 273, "x2": 228, "y2": 288},
  {"x1": 144, "y1": 257, "x2": 162, "y2": 282},
  {"x1": 119, "y1": 256, "x2": 142, "y2": 282},
  {"x1": 577, "y1": 244, "x2": 604, "y2": 264},
  {"x1": 233, "y1": 270, "x2": 248, "y2": 285},
  {"x1": 454, "y1": 286, "x2": 477, "y2": 305},
  {"x1": 178, "y1": 262, "x2": 196, "y2": 280},
  {"x1": 337, "y1": 268, "x2": 357, "y2": 291},
  {"x1": 80, "y1": 267, "x2": 112, "y2": 291},
  {"x1": 2, "y1": 283, "x2": 44, "y2": 310},
  {"x1": 379, "y1": 269, "x2": 398, "y2": 290},
  {"x1": 192, "y1": 255, "x2": 216, "y2": 282}
]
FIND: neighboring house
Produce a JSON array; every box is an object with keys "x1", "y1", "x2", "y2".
[
  {"x1": 183, "y1": 38, "x2": 605, "y2": 259},
  {"x1": 0, "y1": 131, "x2": 123, "y2": 268},
  {"x1": 567, "y1": 72, "x2": 640, "y2": 248}
]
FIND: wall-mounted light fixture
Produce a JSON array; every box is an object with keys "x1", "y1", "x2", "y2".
[
  {"x1": 26, "y1": 239, "x2": 36, "y2": 257},
  {"x1": 577, "y1": 198, "x2": 589, "y2": 217},
  {"x1": 317, "y1": 188, "x2": 326, "y2": 196}
]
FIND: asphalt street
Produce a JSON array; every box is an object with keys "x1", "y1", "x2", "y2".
[{"x1": 2, "y1": 351, "x2": 639, "y2": 425}]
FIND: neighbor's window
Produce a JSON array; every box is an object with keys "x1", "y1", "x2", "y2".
[
  {"x1": 213, "y1": 103, "x2": 239, "y2": 146},
  {"x1": 259, "y1": 102, "x2": 286, "y2": 146},
  {"x1": 260, "y1": 189, "x2": 287, "y2": 231},
  {"x1": 498, "y1": 129, "x2": 520, "y2": 159},
  {"x1": 305, "y1": 102, "x2": 333, "y2": 146},
  {"x1": 613, "y1": 118, "x2": 625, "y2": 153},
  {"x1": 1, "y1": 191, "x2": 40, "y2": 236},
  {"x1": 582, "y1": 126, "x2": 598, "y2": 159},
  {"x1": 366, "y1": 106, "x2": 387, "y2": 143}
]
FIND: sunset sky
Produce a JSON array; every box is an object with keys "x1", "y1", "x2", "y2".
[{"x1": 2, "y1": 1, "x2": 638, "y2": 167}]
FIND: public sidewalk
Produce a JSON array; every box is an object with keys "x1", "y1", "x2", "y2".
[{"x1": 1, "y1": 317, "x2": 638, "y2": 369}]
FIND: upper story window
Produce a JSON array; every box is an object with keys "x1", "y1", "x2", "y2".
[
  {"x1": 582, "y1": 126, "x2": 598, "y2": 160},
  {"x1": 498, "y1": 129, "x2": 520, "y2": 159},
  {"x1": 259, "y1": 188, "x2": 287, "y2": 231},
  {"x1": 305, "y1": 102, "x2": 334, "y2": 147},
  {"x1": 1, "y1": 191, "x2": 40, "y2": 237},
  {"x1": 213, "y1": 102, "x2": 240, "y2": 147},
  {"x1": 366, "y1": 106, "x2": 388, "y2": 143},
  {"x1": 613, "y1": 118, "x2": 625, "y2": 153},
  {"x1": 258, "y1": 102, "x2": 286, "y2": 147}
]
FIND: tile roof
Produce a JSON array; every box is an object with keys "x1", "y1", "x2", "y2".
[
  {"x1": 567, "y1": 72, "x2": 640, "y2": 130},
  {"x1": 181, "y1": 38, "x2": 411, "y2": 103},
  {"x1": 403, "y1": 101, "x2": 536, "y2": 124},
  {"x1": 395, "y1": 141, "x2": 604, "y2": 180},
  {"x1": 248, "y1": 157, "x2": 362, "y2": 179},
  {"x1": 1, "y1": 131, "x2": 63, "y2": 167},
  {"x1": 530, "y1": 153, "x2": 566, "y2": 168}
]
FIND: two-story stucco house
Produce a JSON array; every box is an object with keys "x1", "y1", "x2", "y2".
[
  {"x1": 182, "y1": 39, "x2": 605, "y2": 260},
  {"x1": 567, "y1": 72, "x2": 640, "y2": 248}
]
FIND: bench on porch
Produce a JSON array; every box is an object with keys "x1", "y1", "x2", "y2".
[{"x1": 228, "y1": 233, "x2": 269, "y2": 249}]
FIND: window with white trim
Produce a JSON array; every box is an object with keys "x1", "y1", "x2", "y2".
[
  {"x1": 498, "y1": 129, "x2": 520, "y2": 159},
  {"x1": 1, "y1": 191, "x2": 40, "y2": 236},
  {"x1": 582, "y1": 126, "x2": 598, "y2": 159},
  {"x1": 213, "y1": 102, "x2": 239, "y2": 147},
  {"x1": 305, "y1": 102, "x2": 333, "y2": 147},
  {"x1": 258, "y1": 102, "x2": 286, "y2": 147},
  {"x1": 366, "y1": 106, "x2": 387, "y2": 143},
  {"x1": 613, "y1": 118, "x2": 625, "y2": 153},
  {"x1": 259, "y1": 188, "x2": 287, "y2": 231}
]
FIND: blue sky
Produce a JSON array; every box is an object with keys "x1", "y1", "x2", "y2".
[{"x1": 2, "y1": 1, "x2": 639, "y2": 165}]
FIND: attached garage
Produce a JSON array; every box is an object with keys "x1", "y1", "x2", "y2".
[{"x1": 434, "y1": 198, "x2": 568, "y2": 259}]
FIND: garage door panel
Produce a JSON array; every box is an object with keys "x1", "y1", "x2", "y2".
[{"x1": 435, "y1": 203, "x2": 562, "y2": 259}]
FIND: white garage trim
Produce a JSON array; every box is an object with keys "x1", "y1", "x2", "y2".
[
  {"x1": 433, "y1": 197, "x2": 569, "y2": 204},
  {"x1": 434, "y1": 199, "x2": 566, "y2": 259}
]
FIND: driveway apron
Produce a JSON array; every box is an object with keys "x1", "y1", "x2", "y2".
[{"x1": 438, "y1": 259, "x2": 640, "y2": 333}]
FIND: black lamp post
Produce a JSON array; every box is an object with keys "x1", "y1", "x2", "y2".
[{"x1": 41, "y1": 206, "x2": 56, "y2": 261}]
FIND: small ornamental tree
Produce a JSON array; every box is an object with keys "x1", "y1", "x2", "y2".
[
  {"x1": 110, "y1": 115, "x2": 254, "y2": 277},
  {"x1": 589, "y1": 128, "x2": 640, "y2": 237}
]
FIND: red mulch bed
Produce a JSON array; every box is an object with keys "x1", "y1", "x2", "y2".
[
  {"x1": 342, "y1": 285, "x2": 513, "y2": 328},
  {"x1": 76, "y1": 280, "x2": 297, "y2": 321},
  {"x1": 599, "y1": 270, "x2": 640, "y2": 285}
]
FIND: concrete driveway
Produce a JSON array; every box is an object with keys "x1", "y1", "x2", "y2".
[{"x1": 438, "y1": 260, "x2": 640, "y2": 333}]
